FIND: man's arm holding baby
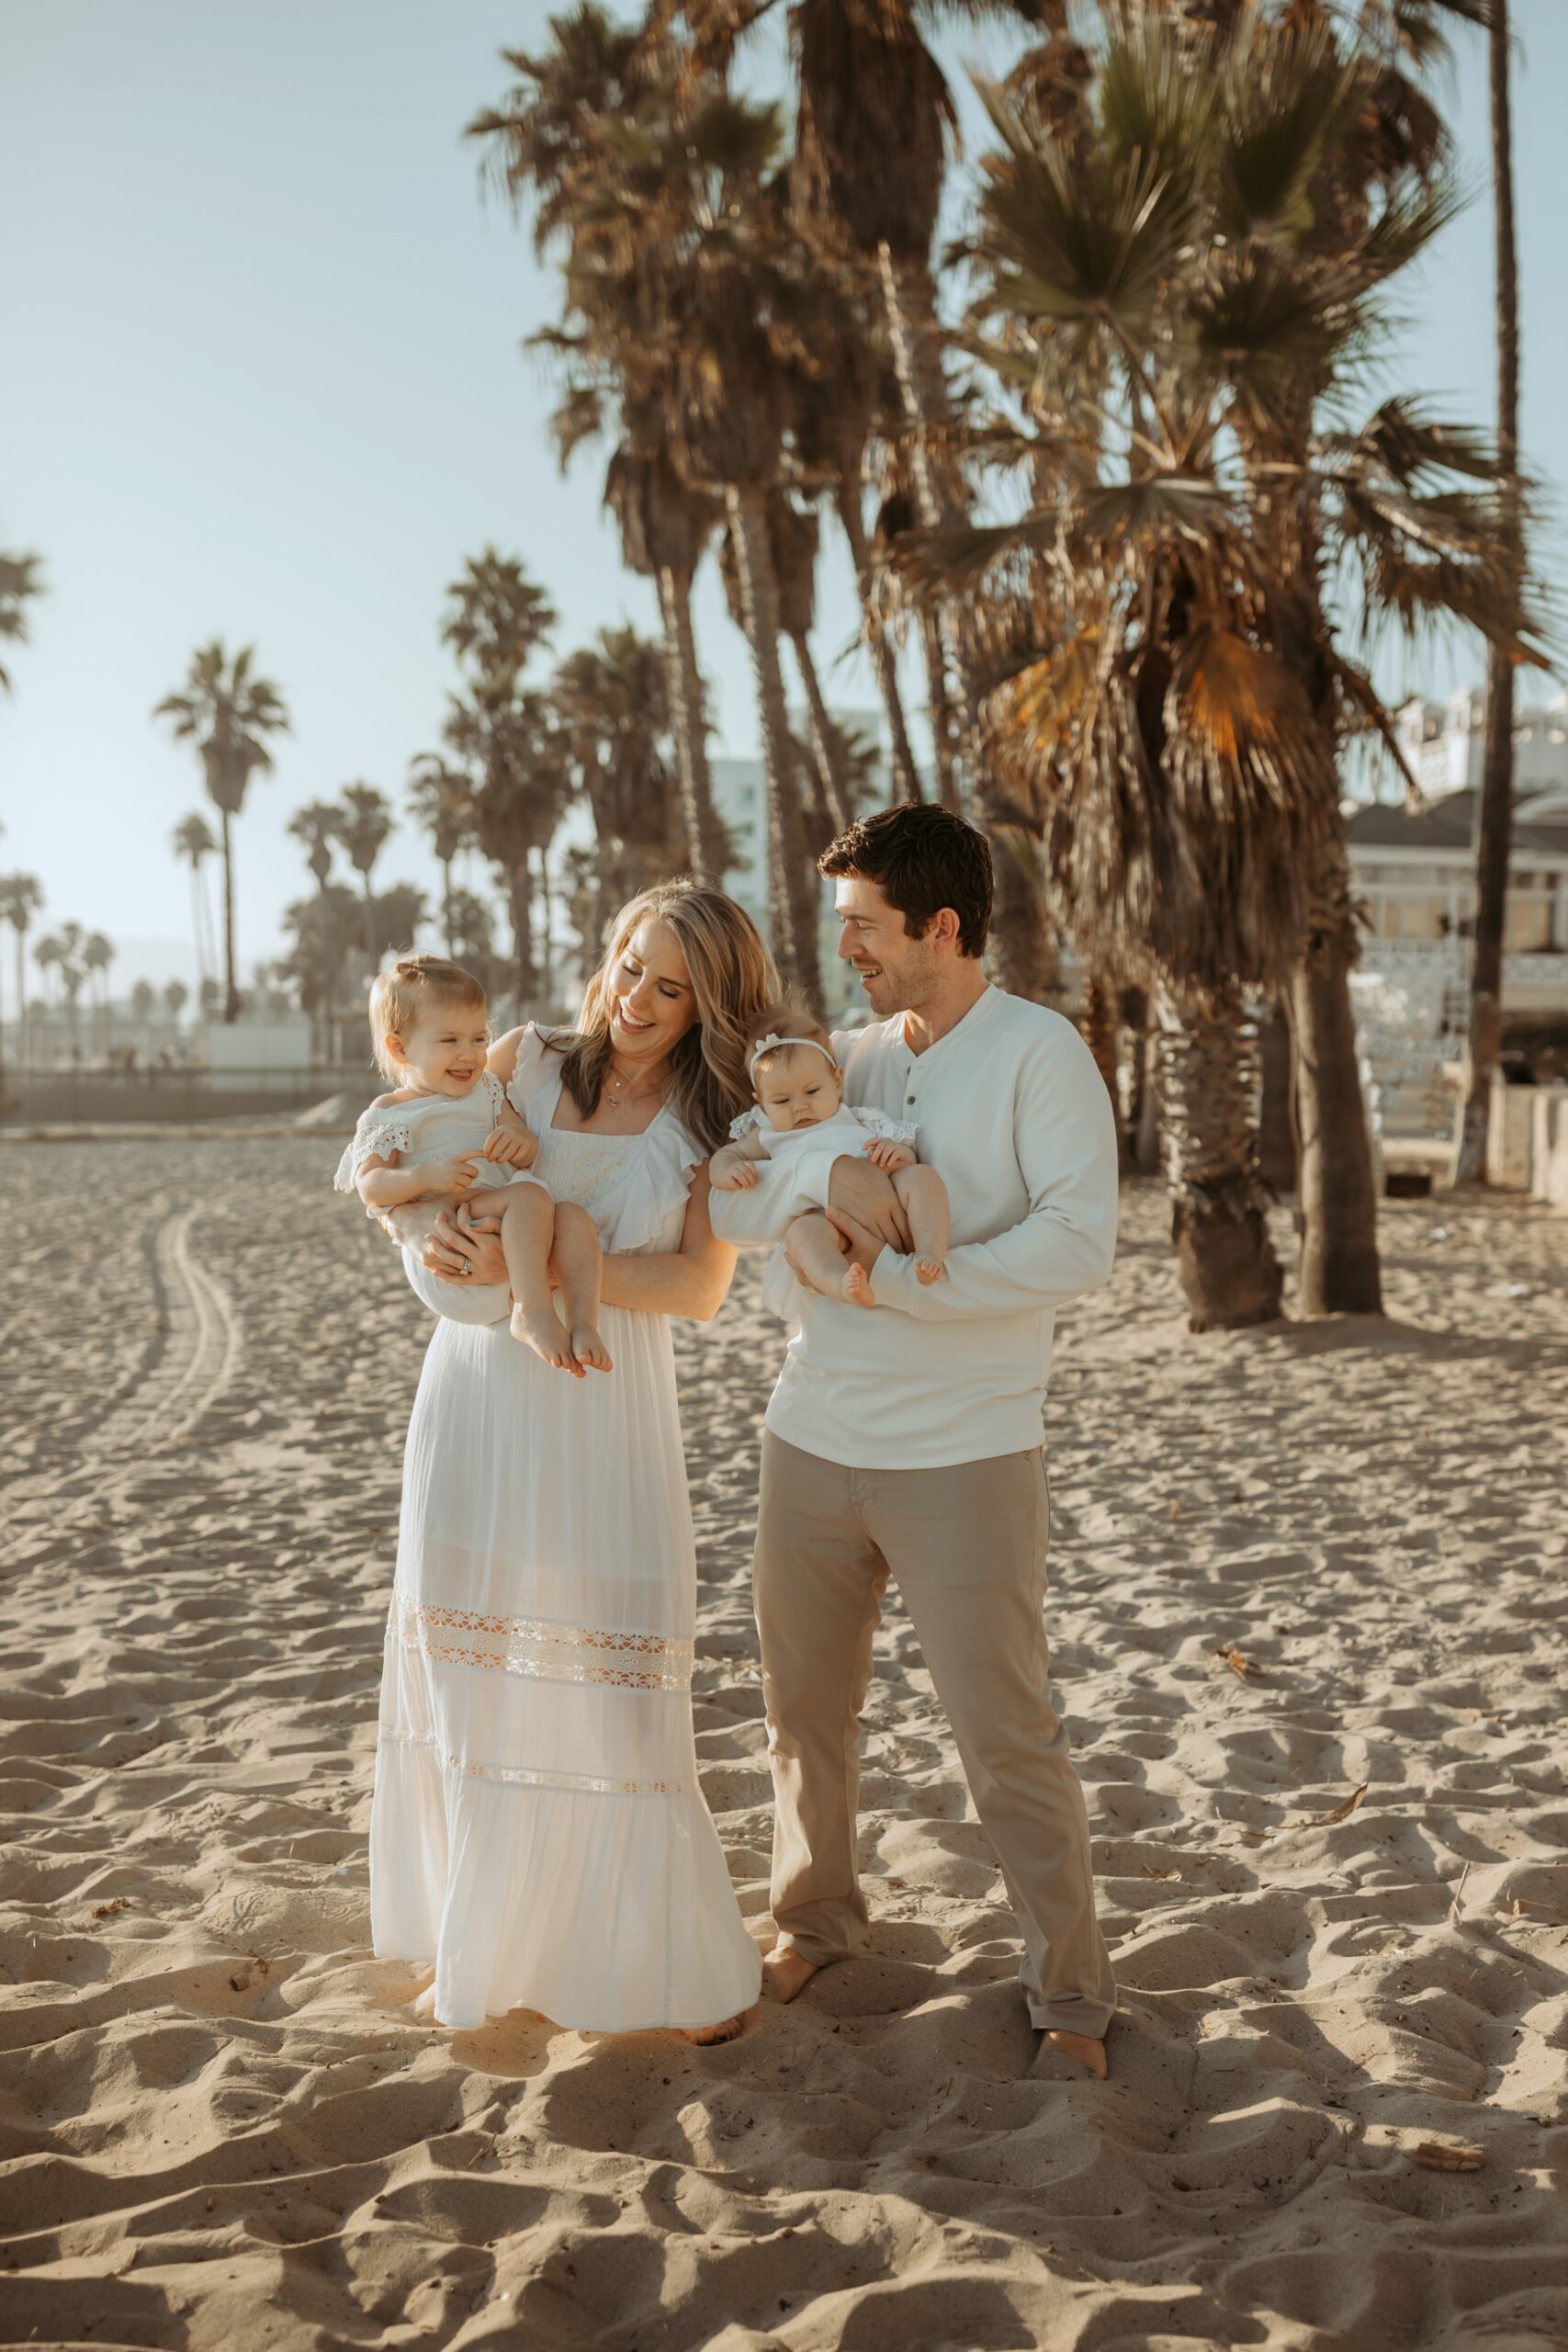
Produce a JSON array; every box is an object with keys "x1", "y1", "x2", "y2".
[
  {"x1": 833, "y1": 1026, "x2": 1117, "y2": 1321},
  {"x1": 706, "y1": 1143, "x2": 914, "y2": 1250}
]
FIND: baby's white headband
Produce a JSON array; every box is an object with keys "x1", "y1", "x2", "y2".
[{"x1": 749, "y1": 1033, "x2": 837, "y2": 1083}]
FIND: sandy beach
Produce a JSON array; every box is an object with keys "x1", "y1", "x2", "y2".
[{"x1": 3, "y1": 1135, "x2": 1566, "y2": 2351}]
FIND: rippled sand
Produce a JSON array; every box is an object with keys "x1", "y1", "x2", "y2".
[{"x1": 3, "y1": 1137, "x2": 1566, "y2": 2350}]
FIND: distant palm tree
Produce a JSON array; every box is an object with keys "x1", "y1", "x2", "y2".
[
  {"x1": 551, "y1": 626, "x2": 686, "y2": 938},
  {"x1": 130, "y1": 978, "x2": 157, "y2": 1048},
  {"x1": 154, "y1": 643, "x2": 290, "y2": 1022},
  {"x1": 36, "y1": 922, "x2": 88, "y2": 1057},
  {"x1": 83, "y1": 932, "x2": 114, "y2": 1054},
  {"x1": 331, "y1": 784, "x2": 396, "y2": 966},
  {"x1": 0, "y1": 551, "x2": 44, "y2": 693},
  {"x1": 0, "y1": 871, "x2": 44, "y2": 1065},
  {"x1": 164, "y1": 978, "x2": 189, "y2": 1025},
  {"x1": 287, "y1": 800, "x2": 341, "y2": 893},
  {"x1": 171, "y1": 813, "x2": 219, "y2": 997},
  {"x1": 407, "y1": 755, "x2": 476, "y2": 952}
]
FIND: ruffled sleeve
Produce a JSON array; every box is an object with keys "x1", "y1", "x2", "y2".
[
  {"x1": 850, "y1": 1105, "x2": 919, "y2": 1148},
  {"x1": 592, "y1": 1109, "x2": 704, "y2": 1255},
  {"x1": 502, "y1": 1023, "x2": 565, "y2": 1123},
  {"x1": 333, "y1": 1108, "x2": 417, "y2": 1192},
  {"x1": 727, "y1": 1106, "x2": 765, "y2": 1141}
]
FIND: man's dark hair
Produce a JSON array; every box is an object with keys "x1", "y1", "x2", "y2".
[{"x1": 818, "y1": 802, "x2": 992, "y2": 958}]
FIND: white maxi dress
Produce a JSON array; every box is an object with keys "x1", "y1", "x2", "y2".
[{"x1": 370, "y1": 1025, "x2": 761, "y2": 2031}]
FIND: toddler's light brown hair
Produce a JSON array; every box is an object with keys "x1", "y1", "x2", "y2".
[{"x1": 368, "y1": 953, "x2": 487, "y2": 1083}]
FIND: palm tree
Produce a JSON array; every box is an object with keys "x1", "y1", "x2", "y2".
[
  {"x1": 154, "y1": 642, "x2": 290, "y2": 1022},
  {"x1": 164, "y1": 978, "x2": 189, "y2": 1027},
  {"x1": 0, "y1": 872, "x2": 44, "y2": 1066},
  {"x1": 551, "y1": 625, "x2": 688, "y2": 937},
  {"x1": 912, "y1": 17, "x2": 1539, "y2": 1323},
  {"x1": 1457, "y1": 0, "x2": 1521, "y2": 1179},
  {"x1": 285, "y1": 801, "x2": 348, "y2": 1057},
  {"x1": 0, "y1": 553, "x2": 44, "y2": 693},
  {"x1": 471, "y1": 13, "x2": 728, "y2": 885},
  {"x1": 83, "y1": 932, "x2": 114, "y2": 1055},
  {"x1": 171, "y1": 812, "x2": 218, "y2": 997},
  {"x1": 407, "y1": 755, "x2": 476, "y2": 952},
  {"x1": 281, "y1": 882, "x2": 367, "y2": 1053},
  {"x1": 37, "y1": 922, "x2": 88, "y2": 1058},
  {"x1": 130, "y1": 978, "x2": 157, "y2": 1050},
  {"x1": 439, "y1": 550, "x2": 563, "y2": 1011},
  {"x1": 287, "y1": 800, "x2": 341, "y2": 893},
  {"x1": 331, "y1": 784, "x2": 396, "y2": 965}
]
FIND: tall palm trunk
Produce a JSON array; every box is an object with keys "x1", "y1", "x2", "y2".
[
  {"x1": 220, "y1": 809, "x2": 239, "y2": 1023},
  {"x1": 441, "y1": 857, "x2": 456, "y2": 955},
  {"x1": 834, "y1": 474, "x2": 921, "y2": 803},
  {"x1": 724, "y1": 482, "x2": 823, "y2": 1006},
  {"x1": 919, "y1": 612, "x2": 964, "y2": 817},
  {"x1": 1289, "y1": 843, "x2": 1383, "y2": 1315},
  {"x1": 1083, "y1": 975, "x2": 1124, "y2": 1161},
  {"x1": 508, "y1": 866, "x2": 536, "y2": 1013},
  {"x1": 14, "y1": 931, "x2": 27, "y2": 1065},
  {"x1": 655, "y1": 563, "x2": 726, "y2": 884},
  {"x1": 1458, "y1": 0, "x2": 1520, "y2": 1183},
  {"x1": 788, "y1": 630, "x2": 852, "y2": 834},
  {"x1": 876, "y1": 241, "x2": 1053, "y2": 998},
  {"x1": 1156, "y1": 982, "x2": 1283, "y2": 1331}
]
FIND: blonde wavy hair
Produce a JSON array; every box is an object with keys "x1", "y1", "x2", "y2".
[
  {"x1": 367, "y1": 953, "x2": 486, "y2": 1084},
  {"x1": 548, "y1": 884, "x2": 779, "y2": 1153}
]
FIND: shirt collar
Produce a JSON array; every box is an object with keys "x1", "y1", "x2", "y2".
[{"x1": 898, "y1": 979, "x2": 998, "y2": 1063}]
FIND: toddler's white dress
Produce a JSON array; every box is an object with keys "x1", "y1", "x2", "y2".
[
  {"x1": 335, "y1": 1070, "x2": 545, "y2": 1211},
  {"x1": 368, "y1": 1027, "x2": 761, "y2": 2031}
]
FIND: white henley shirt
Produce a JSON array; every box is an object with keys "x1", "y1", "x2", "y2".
[{"x1": 708, "y1": 983, "x2": 1119, "y2": 1469}]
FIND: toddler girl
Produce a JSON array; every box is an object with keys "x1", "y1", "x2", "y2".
[
  {"x1": 710, "y1": 1001, "x2": 949, "y2": 1308},
  {"x1": 334, "y1": 954, "x2": 611, "y2": 1374}
]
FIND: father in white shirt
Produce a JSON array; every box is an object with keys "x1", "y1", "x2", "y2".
[{"x1": 710, "y1": 803, "x2": 1119, "y2": 2078}]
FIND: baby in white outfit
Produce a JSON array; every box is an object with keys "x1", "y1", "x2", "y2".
[
  {"x1": 710, "y1": 1001, "x2": 950, "y2": 1309},
  {"x1": 334, "y1": 954, "x2": 611, "y2": 1374}
]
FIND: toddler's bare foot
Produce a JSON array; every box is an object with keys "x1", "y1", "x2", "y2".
[
  {"x1": 839, "y1": 1262, "x2": 876, "y2": 1309},
  {"x1": 570, "y1": 1323, "x2": 614, "y2": 1374},
  {"x1": 682, "y1": 2010, "x2": 749, "y2": 2045},
  {"x1": 510, "y1": 1302, "x2": 581, "y2": 1374},
  {"x1": 915, "y1": 1255, "x2": 946, "y2": 1285},
  {"x1": 761, "y1": 1944, "x2": 818, "y2": 2003}
]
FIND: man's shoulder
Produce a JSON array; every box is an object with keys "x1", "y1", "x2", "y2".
[{"x1": 987, "y1": 990, "x2": 1087, "y2": 1049}]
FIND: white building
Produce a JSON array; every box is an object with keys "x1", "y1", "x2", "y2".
[{"x1": 1393, "y1": 686, "x2": 1568, "y2": 802}]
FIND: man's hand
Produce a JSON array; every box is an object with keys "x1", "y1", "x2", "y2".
[
  {"x1": 483, "y1": 1124, "x2": 537, "y2": 1170},
  {"x1": 862, "y1": 1137, "x2": 916, "y2": 1173},
  {"x1": 827, "y1": 1153, "x2": 913, "y2": 1251}
]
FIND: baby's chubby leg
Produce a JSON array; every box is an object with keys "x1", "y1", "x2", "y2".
[
  {"x1": 549, "y1": 1201, "x2": 612, "y2": 1374},
  {"x1": 497, "y1": 1184, "x2": 579, "y2": 1374},
  {"x1": 785, "y1": 1209, "x2": 876, "y2": 1309},
  {"x1": 893, "y1": 1164, "x2": 950, "y2": 1283}
]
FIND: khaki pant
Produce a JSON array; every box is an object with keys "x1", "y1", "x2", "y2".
[{"x1": 753, "y1": 1432, "x2": 1115, "y2": 2038}]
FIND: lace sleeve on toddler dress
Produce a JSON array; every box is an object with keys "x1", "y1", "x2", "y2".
[
  {"x1": 727, "y1": 1107, "x2": 766, "y2": 1142},
  {"x1": 849, "y1": 1105, "x2": 919, "y2": 1148},
  {"x1": 333, "y1": 1109, "x2": 418, "y2": 1192}
]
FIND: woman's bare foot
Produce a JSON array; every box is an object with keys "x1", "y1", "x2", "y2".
[
  {"x1": 511, "y1": 1301, "x2": 583, "y2": 1374},
  {"x1": 839, "y1": 1263, "x2": 876, "y2": 1309},
  {"x1": 761, "y1": 1944, "x2": 818, "y2": 2003},
  {"x1": 682, "y1": 2011, "x2": 749, "y2": 2045},
  {"x1": 1041, "y1": 2028, "x2": 1109, "y2": 2080},
  {"x1": 411, "y1": 1977, "x2": 456, "y2": 2028},
  {"x1": 914, "y1": 1255, "x2": 946, "y2": 1285},
  {"x1": 570, "y1": 1323, "x2": 614, "y2": 1374}
]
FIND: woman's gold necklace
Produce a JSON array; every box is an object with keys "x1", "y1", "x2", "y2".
[{"x1": 604, "y1": 1057, "x2": 668, "y2": 1105}]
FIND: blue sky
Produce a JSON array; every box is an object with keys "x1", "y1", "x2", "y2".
[{"x1": 1, "y1": 0, "x2": 1563, "y2": 993}]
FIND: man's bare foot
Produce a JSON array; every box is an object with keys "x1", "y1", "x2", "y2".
[
  {"x1": 839, "y1": 1263, "x2": 876, "y2": 1309},
  {"x1": 914, "y1": 1255, "x2": 945, "y2": 1284},
  {"x1": 761, "y1": 1944, "x2": 818, "y2": 2003},
  {"x1": 682, "y1": 2011, "x2": 748, "y2": 2045},
  {"x1": 511, "y1": 1301, "x2": 583, "y2": 1374},
  {"x1": 1041, "y1": 2027, "x2": 1109, "y2": 2080},
  {"x1": 570, "y1": 1323, "x2": 613, "y2": 1374}
]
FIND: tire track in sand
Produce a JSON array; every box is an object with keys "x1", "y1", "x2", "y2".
[{"x1": 96, "y1": 1205, "x2": 242, "y2": 1462}]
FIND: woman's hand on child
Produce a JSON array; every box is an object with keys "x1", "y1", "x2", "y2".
[
  {"x1": 483, "y1": 1125, "x2": 537, "y2": 1170},
  {"x1": 863, "y1": 1138, "x2": 916, "y2": 1172}
]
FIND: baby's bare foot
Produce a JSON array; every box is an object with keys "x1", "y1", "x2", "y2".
[
  {"x1": 510, "y1": 1302, "x2": 581, "y2": 1374},
  {"x1": 682, "y1": 2010, "x2": 750, "y2": 2044},
  {"x1": 915, "y1": 1255, "x2": 946, "y2": 1285},
  {"x1": 570, "y1": 1324, "x2": 614, "y2": 1374},
  {"x1": 840, "y1": 1262, "x2": 876, "y2": 1309}
]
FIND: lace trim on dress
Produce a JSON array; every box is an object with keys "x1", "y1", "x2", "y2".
[
  {"x1": 391, "y1": 1598, "x2": 694, "y2": 1691},
  {"x1": 379, "y1": 1724, "x2": 691, "y2": 1798},
  {"x1": 334, "y1": 1115, "x2": 418, "y2": 1191}
]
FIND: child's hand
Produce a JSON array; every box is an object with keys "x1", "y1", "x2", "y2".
[
  {"x1": 863, "y1": 1137, "x2": 916, "y2": 1172},
  {"x1": 425, "y1": 1153, "x2": 480, "y2": 1196},
  {"x1": 711, "y1": 1148, "x2": 759, "y2": 1191},
  {"x1": 483, "y1": 1124, "x2": 537, "y2": 1170}
]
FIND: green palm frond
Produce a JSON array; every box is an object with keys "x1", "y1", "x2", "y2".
[
  {"x1": 1214, "y1": 17, "x2": 1359, "y2": 244},
  {"x1": 1326, "y1": 396, "x2": 1500, "y2": 488}
]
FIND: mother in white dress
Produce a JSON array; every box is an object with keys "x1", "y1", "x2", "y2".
[{"x1": 372, "y1": 883, "x2": 776, "y2": 2041}]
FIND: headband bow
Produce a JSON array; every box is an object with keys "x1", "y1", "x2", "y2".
[{"x1": 749, "y1": 1032, "x2": 837, "y2": 1082}]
